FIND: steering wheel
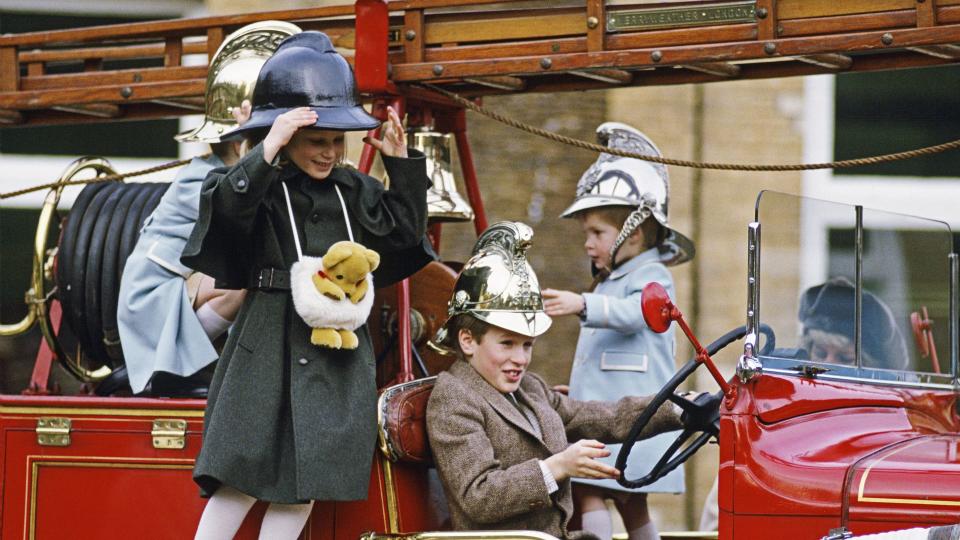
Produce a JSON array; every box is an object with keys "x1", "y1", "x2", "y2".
[{"x1": 615, "y1": 323, "x2": 775, "y2": 489}]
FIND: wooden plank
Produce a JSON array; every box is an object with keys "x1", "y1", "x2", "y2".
[
  {"x1": 0, "y1": 109, "x2": 23, "y2": 124},
  {"x1": 18, "y1": 41, "x2": 207, "y2": 64},
  {"x1": 462, "y1": 75, "x2": 525, "y2": 90},
  {"x1": 20, "y1": 66, "x2": 207, "y2": 91},
  {"x1": 150, "y1": 97, "x2": 205, "y2": 111},
  {"x1": 0, "y1": 48, "x2": 18, "y2": 93},
  {"x1": 0, "y1": 80, "x2": 205, "y2": 109},
  {"x1": 27, "y1": 63, "x2": 44, "y2": 77},
  {"x1": 756, "y1": 0, "x2": 777, "y2": 40},
  {"x1": 907, "y1": 44, "x2": 960, "y2": 59},
  {"x1": 0, "y1": 5, "x2": 355, "y2": 47},
  {"x1": 606, "y1": 24, "x2": 757, "y2": 50},
  {"x1": 394, "y1": 24, "x2": 960, "y2": 81},
  {"x1": 940, "y1": 5, "x2": 960, "y2": 23},
  {"x1": 425, "y1": 36, "x2": 587, "y2": 62},
  {"x1": 918, "y1": 0, "x2": 938, "y2": 27},
  {"x1": 50, "y1": 104, "x2": 120, "y2": 118},
  {"x1": 779, "y1": 10, "x2": 915, "y2": 38},
  {"x1": 778, "y1": 0, "x2": 913, "y2": 20},
  {"x1": 404, "y1": 9, "x2": 425, "y2": 63},
  {"x1": 164, "y1": 37, "x2": 183, "y2": 67},
  {"x1": 206, "y1": 27, "x2": 225, "y2": 59},
  {"x1": 424, "y1": 11, "x2": 583, "y2": 45},
  {"x1": 586, "y1": 0, "x2": 605, "y2": 52},
  {"x1": 796, "y1": 53, "x2": 853, "y2": 70},
  {"x1": 681, "y1": 62, "x2": 740, "y2": 78},
  {"x1": 570, "y1": 68, "x2": 632, "y2": 84}
]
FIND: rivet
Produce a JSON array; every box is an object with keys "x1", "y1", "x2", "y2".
[
  {"x1": 586, "y1": 16, "x2": 599, "y2": 29},
  {"x1": 747, "y1": 310, "x2": 755, "y2": 317},
  {"x1": 756, "y1": 7, "x2": 768, "y2": 19},
  {"x1": 748, "y1": 277, "x2": 755, "y2": 284},
  {"x1": 405, "y1": 29, "x2": 416, "y2": 41},
  {"x1": 881, "y1": 33, "x2": 894, "y2": 46},
  {"x1": 764, "y1": 42, "x2": 777, "y2": 55},
  {"x1": 120, "y1": 86, "x2": 133, "y2": 98},
  {"x1": 551, "y1": 43, "x2": 561, "y2": 53},
  {"x1": 132, "y1": 73, "x2": 142, "y2": 82},
  {"x1": 651, "y1": 50, "x2": 663, "y2": 63},
  {"x1": 540, "y1": 57, "x2": 552, "y2": 69},
  {"x1": 432, "y1": 65, "x2": 444, "y2": 76},
  {"x1": 776, "y1": 24, "x2": 784, "y2": 36}
]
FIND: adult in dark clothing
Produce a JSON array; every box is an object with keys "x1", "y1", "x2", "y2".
[{"x1": 182, "y1": 31, "x2": 433, "y2": 539}]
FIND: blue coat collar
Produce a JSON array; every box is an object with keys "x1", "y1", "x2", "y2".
[{"x1": 608, "y1": 247, "x2": 661, "y2": 280}]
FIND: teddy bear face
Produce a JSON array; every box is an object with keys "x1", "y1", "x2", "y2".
[{"x1": 321, "y1": 241, "x2": 381, "y2": 304}]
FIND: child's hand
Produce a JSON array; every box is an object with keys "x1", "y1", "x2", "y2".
[
  {"x1": 263, "y1": 107, "x2": 319, "y2": 164},
  {"x1": 231, "y1": 99, "x2": 252, "y2": 126},
  {"x1": 363, "y1": 106, "x2": 407, "y2": 158},
  {"x1": 544, "y1": 439, "x2": 618, "y2": 482},
  {"x1": 542, "y1": 288, "x2": 585, "y2": 317}
]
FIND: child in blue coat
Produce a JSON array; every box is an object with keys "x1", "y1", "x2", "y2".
[{"x1": 543, "y1": 123, "x2": 695, "y2": 540}]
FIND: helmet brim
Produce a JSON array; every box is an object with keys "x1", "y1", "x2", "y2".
[
  {"x1": 222, "y1": 105, "x2": 381, "y2": 140},
  {"x1": 560, "y1": 195, "x2": 637, "y2": 218},
  {"x1": 429, "y1": 310, "x2": 552, "y2": 355},
  {"x1": 174, "y1": 118, "x2": 235, "y2": 144}
]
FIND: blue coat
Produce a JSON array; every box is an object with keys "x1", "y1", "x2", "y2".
[
  {"x1": 118, "y1": 154, "x2": 225, "y2": 393},
  {"x1": 568, "y1": 247, "x2": 684, "y2": 493}
]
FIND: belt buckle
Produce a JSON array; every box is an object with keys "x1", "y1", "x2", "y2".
[{"x1": 258, "y1": 268, "x2": 275, "y2": 289}]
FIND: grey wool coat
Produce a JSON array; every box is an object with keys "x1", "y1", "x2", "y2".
[
  {"x1": 181, "y1": 143, "x2": 433, "y2": 503},
  {"x1": 426, "y1": 360, "x2": 682, "y2": 539}
]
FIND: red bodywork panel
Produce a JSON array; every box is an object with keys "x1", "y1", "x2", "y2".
[
  {"x1": 719, "y1": 373, "x2": 960, "y2": 538},
  {"x1": 0, "y1": 395, "x2": 441, "y2": 539}
]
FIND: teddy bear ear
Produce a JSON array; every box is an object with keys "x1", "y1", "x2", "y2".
[
  {"x1": 365, "y1": 249, "x2": 381, "y2": 272},
  {"x1": 323, "y1": 242, "x2": 353, "y2": 268}
]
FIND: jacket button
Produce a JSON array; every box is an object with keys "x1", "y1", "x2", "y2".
[
  {"x1": 298, "y1": 358, "x2": 309, "y2": 366},
  {"x1": 310, "y1": 212, "x2": 321, "y2": 223},
  {"x1": 236, "y1": 179, "x2": 247, "y2": 189}
]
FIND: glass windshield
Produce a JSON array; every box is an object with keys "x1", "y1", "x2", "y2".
[{"x1": 754, "y1": 191, "x2": 955, "y2": 386}]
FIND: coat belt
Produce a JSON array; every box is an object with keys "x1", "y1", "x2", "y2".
[{"x1": 250, "y1": 268, "x2": 291, "y2": 290}]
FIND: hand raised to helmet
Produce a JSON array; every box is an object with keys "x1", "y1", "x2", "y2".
[
  {"x1": 262, "y1": 107, "x2": 319, "y2": 164},
  {"x1": 363, "y1": 106, "x2": 408, "y2": 158}
]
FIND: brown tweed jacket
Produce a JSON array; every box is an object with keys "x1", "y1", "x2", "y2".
[{"x1": 426, "y1": 360, "x2": 682, "y2": 539}]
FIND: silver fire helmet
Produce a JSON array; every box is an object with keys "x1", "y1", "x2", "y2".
[
  {"x1": 560, "y1": 122, "x2": 694, "y2": 267},
  {"x1": 430, "y1": 222, "x2": 552, "y2": 354}
]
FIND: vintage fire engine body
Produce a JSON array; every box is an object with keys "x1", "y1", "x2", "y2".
[{"x1": 0, "y1": 1, "x2": 959, "y2": 539}]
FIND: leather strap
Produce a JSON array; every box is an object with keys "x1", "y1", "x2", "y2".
[{"x1": 250, "y1": 268, "x2": 291, "y2": 290}]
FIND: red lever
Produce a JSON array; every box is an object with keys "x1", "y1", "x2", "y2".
[{"x1": 641, "y1": 282, "x2": 734, "y2": 399}]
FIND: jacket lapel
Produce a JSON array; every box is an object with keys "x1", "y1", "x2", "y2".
[
  {"x1": 516, "y1": 386, "x2": 567, "y2": 455},
  {"x1": 449, "y1": 361, "x2": 546, "y2": 445}
]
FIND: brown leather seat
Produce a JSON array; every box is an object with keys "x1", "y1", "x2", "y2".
[{"x1": 377, "y1": 376, "x2": 436, "y2": 465}]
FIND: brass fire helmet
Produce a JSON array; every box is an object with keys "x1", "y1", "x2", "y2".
[
  {"x1": 560, "y1": 122, "x2": 694, "y2": 267},
  {"x1": 174, "y1": 20, "x2": 302, "y2": 143},
  {"x1": 430, "y1": 222, "x2": 552, "y2": 355}
]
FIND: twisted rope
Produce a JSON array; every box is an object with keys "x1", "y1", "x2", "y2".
[
  {"x1": 420, "y1": 83, "x2": 960, "y2": 172},
  {"x1": 0, "y1": 155, "x2": 206, "y2": 200}
]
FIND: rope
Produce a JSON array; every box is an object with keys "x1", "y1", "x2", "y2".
[
  {"x1": 0, "y1": 155, "x2": 207, "y2": 200},
  {"x1": 420, "y1": 83, "x2": 960, "y2": 172}
]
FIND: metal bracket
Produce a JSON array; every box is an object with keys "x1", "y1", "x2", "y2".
[
  {"x1": 821, "y1": 527, "x2": 854, "y2": 540},
  {"x1": 36, "y1": 417, "x2": 71, "y2": 446},
  {"x1": 152, "y1": 419, "x2": 187, "y2": 450}
]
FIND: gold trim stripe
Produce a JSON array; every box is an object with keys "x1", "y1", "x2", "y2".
[
  {"x1": 1, "y1": 405, "x2": 205, "y2": 417},
  {"x1": 857, "y1": 438, "x2": 960, "y2": 507}
]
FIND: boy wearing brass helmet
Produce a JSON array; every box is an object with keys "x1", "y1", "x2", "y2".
[
  {"x1": 542, "y1": 123, "x2": 695, "y2": 540},
  {"x1": 426, "y1": 221, "x2": 684, "y2": 540},
  {"x1": 118, "y1": 21, "x2": 301, "y2": 397}
]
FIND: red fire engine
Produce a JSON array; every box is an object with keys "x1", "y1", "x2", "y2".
[{"x1": 0, "y1": 1, "x2": 958, "y2": 538}]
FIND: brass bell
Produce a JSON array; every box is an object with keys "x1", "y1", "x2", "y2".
[{"x1": 408, "y1": 129, "x2": 474, "y2": 223}]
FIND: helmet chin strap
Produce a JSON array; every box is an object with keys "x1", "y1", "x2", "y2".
[{"x1": 608, "y1": 206, "x2": 651, "y2": 273}]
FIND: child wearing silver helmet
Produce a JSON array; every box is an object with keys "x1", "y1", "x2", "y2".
[
  {"x1": 181, "y1": 31, "x2": 434, "y2": 539},
  {"x1": 542, "y1": 123, "x2": 695, "y2": 540}
]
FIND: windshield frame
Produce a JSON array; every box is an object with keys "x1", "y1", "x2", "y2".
[{"x1": 741, "y1": 190, "x2": 959, "y2": 390}]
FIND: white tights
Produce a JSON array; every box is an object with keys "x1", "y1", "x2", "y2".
[{"x1": 194, "y1": 485, "x2": 315, "y2": 540}]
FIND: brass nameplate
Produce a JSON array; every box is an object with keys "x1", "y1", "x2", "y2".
[{"x1": 607, "y1": 2, "x2": 757, "y2": 32}]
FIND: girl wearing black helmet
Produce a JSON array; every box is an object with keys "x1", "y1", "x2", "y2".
[{"x1": 181, "y1": 31, "x2": 433, "y2": 539}]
